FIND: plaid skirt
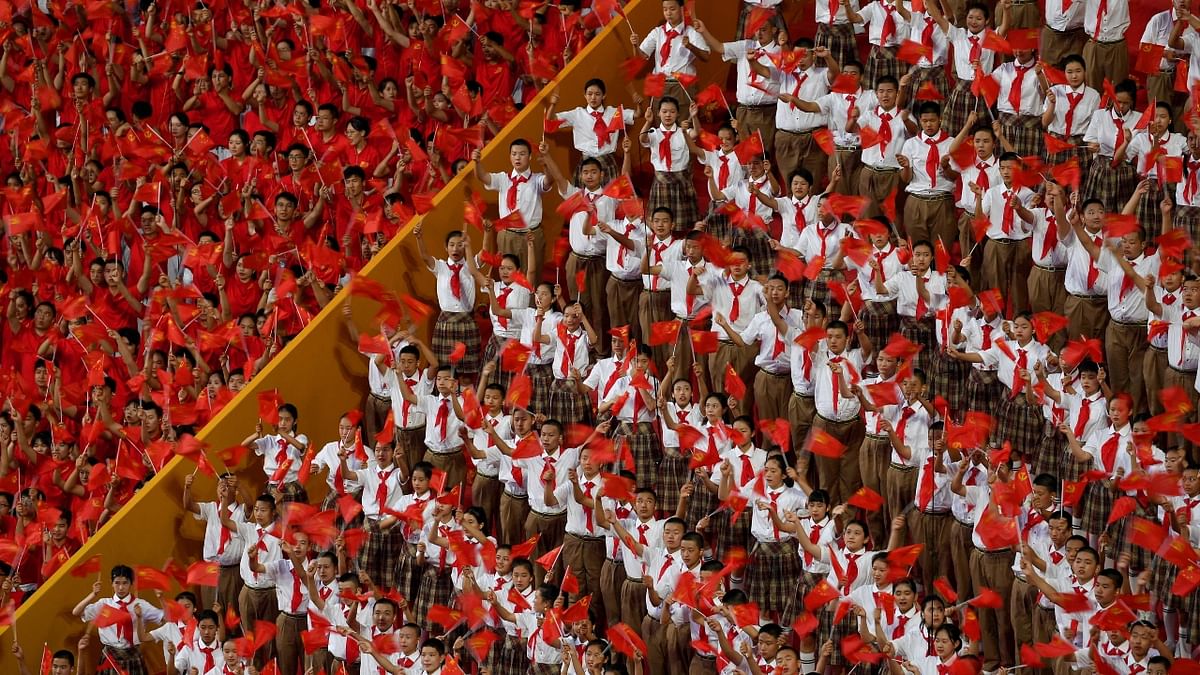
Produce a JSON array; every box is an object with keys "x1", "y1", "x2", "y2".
[
  {"x1": 414, "y1": 565, "x2": 457, "y2": 632},
  {"x1": 706, "y1": 211, "x2": 734, "y2": 247},
  {"x1": 998, "y1": 113, "x2": 1045, "y2": 160},
  {"x1": 1136, "y1": 179, "x2": 1167, "y2": 240},
  {"x1": 617, "y1": 422, "x2": 662, "y2": 488},
  {"x1": 1078, "y1": 473, "x2": 1115, "y2": 535},
  {"x1": 866, "y1": 45, "x2": 905, "y2": 91},
  {"x1": 721, "y1": 505, "x2": 754, "y2": 561},
  {"x1": 816, "y1": 24, "x2": 860, "y2": 77},
  {"x1": 359, "y1": 518, "x2": 405, "y2": 591},
  {"x1": 929, "y1": 349, "x2": 971, "y2": 417},
  {"x1": 649, "y1": 170, "x2": 700, "y2": 231},
  {"x1": 433, "y1": 310, "x2": 482, "y2": 377},
  {"x1": 528, "y1": 363, "x2": 554, "y2": 415},
  {"x1": 737, "y1": 1, "x2": 789, "y2": 37},
  {"x1": 547, "y1": 377, "x2": 592, "y2": 425},
  {"x1": 1043, "y1": 133, "x2": 1089, "y2": 172},
  {"x1": 788, "y1": 278, "x2": 809, "y2": 313},
  {"x1": 573, "y1": 152, "x2": 620, "y2": 187},
  {"x1": 1031, "y1": 422, "x2": 1067, "y2": 479},
  {"x1": 905, "y1": 66, "x2": 951, "y2": 116},
  {"x1": 685, "y1": 473, "x2": 720, "y2": 532},
  {"x1": 805, "y1": 269, "x2": 843, "y2": 318},
  {"x1": 1151, "y1": 555, "x2": 1182, "y2": 608},
  {"x1": 991, "y1": 391, "x2": 1045, "y2": 460},
  {"x1": 862, "y1": 300, "x2": 900, "y2": 357},
  {"x1": 1083, "y1": 155, "x2": 1138, "y2": 214},
  {"x1": 943, "y1": 79, "x2": 993, "y2": 138},
  {"x1": 734, "y1": 227, "x2": 775, "y2": 281},
  {"x1": 746, "y1": 540, "x2": 803, "y2": 620},
  {"x1": 489, "y1": 634, "x2": 531, "y2": 675},
  {"x1": 656, "y1": 448, "x2": 691, "y2": 516},
  {"x1": 901, "y1": 317, "x2": 937, "y2": 375},
  {"x1": 1176, "y1": 206, "x2": 1200, "y2": 267},
  {"x1": 964, "y1": 368, "x2": 1003, "y2": 418},
  {"x1": 393, "y1": 541, "x2": 424, "y2": 601},
  {"x1": 278, "y1": 480, "x2": 309, "y2": 504},
  {"x1": 484, "y1": 335, "x2": 516, "y2": 393},
  {"x1": 99, "y1": 646, "x2": 147, "y2": 675},
  {"x1": 1114, "y1": 499, "x2": 1155, "y2": 574},
  {"x1": 819, "y1": 598, "x2": 861, "y2": 666}
]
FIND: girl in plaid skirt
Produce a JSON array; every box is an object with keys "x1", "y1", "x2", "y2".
[
  {"x1": 742, "y1": 455, "x2": 807, "y2": 625},
  {"x1": 392, "y1": 464, "x2": 436, "y2": 599},
  {"x1": 487, "y1": 558, "x2": 537, "y2": 675},
  {"x1": 932, "y1": 297, "x2": 974, "y2": 416},
  {"x1": 414, "y1": 497, "x2": 461, "y2": 634},
  {"x1": 685, "y1": 393, "x2": 734, "y2": 531},
  {"x1": 715, "y1": 416, "x2": 765, "y2": 558},
  {"x1": 1127, "y1": 103, "x2": 1187, "y2": 239},
  {"x1": 657, "y1": 373, "x2": 705, "y2": 515},
  {"x1": 943, "y1": 81, "x2": 992, "y2": 139},
  {"x1": 641, "y1": 97, "x2": 701, "y2": 232},
  {"x1": 1061, "y1": 394, "x2": 1134, "y2": 542}
]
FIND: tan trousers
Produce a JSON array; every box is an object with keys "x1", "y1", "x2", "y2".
[
  {"x1": 1144, "y1": 347, "x2": 1168, "y2": 416},
  {"x1": 622, "y1": 577, "x2": 649, "y2": 637},
  {"x1": 812, "y1": 414, "x2": 865, "y2": 505},
  {"x1": 561, "y1": 532, "x2": 606, "y2": 601},
  {"x1": 708, "y1": 341, "x2": 758, "y2": 411},
  {"x1": 275, "y1": 612, "x2": 304, "y2": 675},
  {"x1": 1064, "y1": 294, "x2": 1110, "y2": 348},
  {"x1": 788, "y1": 394, "x2": 817, "y2": 463},
  {"x1": 665, "y1": 623, "x2": 692, "y2": 675},
  {"x1": 736, "y1": 103, "x2": 778, "y2": 152},
  {"x1": 606, "y1": 276, "x2": 643, "y2": 342},
  {"x1": 471, "y1": 473, "x2": 504, "y2": 542},
  {"x1": 1040, "y1": 27, "x2": 1087, "y2": 69},
  {"x1": 829, "y1": 147, "x2": 863, "y2": 196},
  {"x1": 952, "y1": 520, "x2": 976, "y2": 601},
  {"x1": 753, "y1": 370, "x2": 792, "y2": 450},
  {"x1": 884, "y1": 464, "x2": 917, "y2": 534},
  {"x1": 526, "y1": 511, "x2": 567, "y2": 583},
  {"x1": 970, "y1": 548, "x2": 1016, "y2": 670},
  {"x1": 775, "y1": 128, "x2": 829, "y2": 191},
  {"x1": 641, "y1": 614, "x2": 668, "y2": 675},
  {"x1": 909, "y1": 510, "x2": 953, "y2": 593},
  {"x1": 859, "y1": 436, "x2": 891, "y2": 544},
  {"x1": 903, "y1": 193, "x2": 957, "y2": 250},
  {"x1": 958, "y1": 211, "x2": 985, "y2": 290},
  {"x1": 601, "y1": 558, "x2": 627, "y2": 628},
  {"x1": 423, "y1": 449, "x2": 467, "y2": 492},
  {"x1": 499, "y1": 492, "x2": 529, "y2": 550},
  {"x1": 239, "y1": 586, "x2": 279, "y2": 667},
  {"x1": 1083, "y1": 39, "x2": 1130, "y2": 91},
  {"x1": 497, "y1": 227, "x2": 544, "y2": 279},
  {"x1": 859, "y1": 166, "x2": 903, "y2": 221},
  {"x1": 983, "y1": 238, "x2": 1033, "y2": 316},
  {"x1": 566, "y1": 252, "x2": 610, "y2": 355},
  {"x1": 1010, "y1": 577, "x2": 1038, "y2": 651},
  {"x1": 364, "y1": 393, "x2": 392, "y2": 449},
  {"x1": 1104, "y1": 321, "x2": 1149, "y2": 414},
  {"x1": 1028, "y1": 266, "x2": 1067, "y2": 328}
]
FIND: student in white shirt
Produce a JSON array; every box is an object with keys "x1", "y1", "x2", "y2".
[
  {"x1": 413, "y1": 224, "x2": 482, "y2": 380},
  {"x1": 899, "y1": 101, "x2": 958, "y2": 252},
  {"x1": 1041, "y1": 54, "x2": 1099, "y2": 169},
  {"x1": 531, "y1": 301, "x2": 596, "y2": 426},
  {"x1": 968, "y1": 151, "x2": 1037, "y2": 314},
  {"x1": 396, "y1": 365, "x2": 468, "y2": 490},
  {"x1": 638, "y1": 97, "x2": 704, "y2": 232},
  {"x1": 1123, "y1": 103, "x2": 1186, "y2": 238},
  {"x1": 473, "y1": 139, "x2": 553, "y2": 273},
  {"x1": 243, "y1": 401, "x2": 309, "y2": 503},
  {"x1": 630, "y1": 0, "x2": 711, "y2": 104},
  {"x1": 336, "y1": 438, "x2": 406, "y2": 592},
  {"x1": 247, "y1": 532, "x2": 316, "y2": 675},
  {"x1": 386, "y1": 340, "x2": 439, "y2": 473},
  {"x1": 692, "y1": 247, "x2": 767, "y2": 411},
  {"x1": 1081, "y1": 79, "x2": 1138, "y2": 214},
  {"x1": 992, "y1": 46, "x2": 1046, "y2": 159},
  {"x1": 692, "y1": 18, "x2": 782, "y2": 148},
  {"x1": 936, "y1": 2, "x2": 1001, "y2": 136},
  {"x1": 75, "y1": 564, "x2": 166, "y2": 674},
  {"x1": 546, "y1": 78, "x2": 637, "y2": 185},
  {"x1": 853, "y1": 76, "x2": 912, "y2": 220},
  {"x1": 844, "y1": 0, "x2": 911, "y2": 103},
  {"x1": 182, "y1": 473, "x2": 245, "y2": 617}
]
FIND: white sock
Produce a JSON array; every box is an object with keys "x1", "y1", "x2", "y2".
[
  {"x1": 799, "y1": 651, "x2": 816, "y2": 672},
  {"x1": 1165, "y1": 608, "x2": 1179, "y2": 650}
]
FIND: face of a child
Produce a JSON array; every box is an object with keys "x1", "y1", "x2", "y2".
[
  {"x1": 399, "y1": 625, "x2": 420, "y2": 651},
  {"x1": 252, "y1": 500, "x2": 275, "y2": 526},
  {"x1": 112, "y1": 576, "x2": 132, "y2": 598},
  {"x1": 964, "y1": 7, "x2": 986, "y2": 31},
  {"x1": 510, "y1": 144, "x2": 532, "y2": 172},
  {"x1": 661, "y1": 0, "x2": 682, "y2": 25},
  {"x1": 843, "y1": 523, "x2": 867, "y2": 550},
  {"x1": 658, "y1": 101, "x2": 679, "y2": 127},
  {"x1": 870, "y1": 559, "x2": 888, "y2": 584},
  {"x1": 662, "y1": 522, "x2": 684, "y2": 550},
  {"x1": 374, "y1": 603, "x2": 396, "y2": 630},
  {"x1": 635, "y1": 492, "x2": 657, "y2": 519},
  {"x1": 909, "y1": 245, "x2": 932, "y2": 273},
  {"x1": 512, "y1": 565, "x2": 532, "y2": 590},
  {"x1": 919, "y1": 112, "x2": 941, "y2": 136},
  {"x1": 1108, "y1": 398, "x2": 1131, "y2": 427},
  {"x1": 718, "y1": 128, "x2": 736, "y2": 152},
  {"x1": 1072, "y1": 552, "x2": 1098, "y2": 581},
  {"x1": 826, "y1": 328, "x2": 848, "y2": 354},
  {"x1": 584, "y1": 84, "x2": 604, "y2": 109},
  {"x1": 726, "y1": 253, "x2": 749, "y2": 279},
  {"x1": 435, "y1": 370, "x2": 458, "y2": 396},
  {"x1": 445, "y1": 234, "x2": 466, "y2": 261}
]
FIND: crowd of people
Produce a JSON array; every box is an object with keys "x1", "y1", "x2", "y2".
[{"x1": 7, "y1": 0, "x2": 1200, "y2": 674}]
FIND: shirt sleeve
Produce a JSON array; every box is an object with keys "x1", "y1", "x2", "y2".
[{"x1": 484, "y1": 172, "x2": 505, "y2": 191}]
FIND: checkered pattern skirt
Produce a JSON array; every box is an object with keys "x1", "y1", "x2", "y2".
[
  {"x1": 484, "y1": 338, "x2": 516, "y2": 394},
  {"x1": 788, "y1": 278, "x2": 809, "y2": 313},
  {"x1": 901, "y1": 317, "x2": 937, "y2": 375},
  {"x1": 1114, "y1": 499, "x2": 1156, "y2": 574},
  {"x1": 866, "y1": 46, "x2": 904, "y2": 91},
  {"x1": 99, "y1": 647, "x2": 147, "y2": 675},
  {"x1": 359, "y1": 518, "x2": 405, "y2": 591},
  {"x1": 414, "y1": 565, "x2": 457, "y2": 632},
  {"x1": 998, "y1": 113, "x2": 1045, "y2": 159},
  {"x1": 929, "y1": 350, "x2": 971, "y2": 417},
  {"x1": 862, "y1": 300, "x2": 900, "y2": 356},
  {"x1": 685, "y1": 472, "x2": 720, "y2": 531},
  {"x1": 816, "y1": 24, "x2": 860, "y2": 77},
  {"x1": 433, "y1": 310, "x2": 482, "y2": 377},
  {"x1": 1176, "y1": 206, "x2": 1200, "y2": 267},
  {"x1": 1151, "y1": 555, "x2": 1182, "y2": 608},
  {"x1": 706, "y1": 211, "x2": 733, "y2": 247},
  {"x1": 656, "y1": 448, "x2": 691, "y2": 515},
  {"x1": 1044, "y1": 133, "x2": 1090, "y2": 172},
  {"x1": 489, "y1": 634, "x2": 531, "y2": 675},
  {"x1": 1136, "y1": 179, "x2": 1168, "y2": 240},
  {"x1": 617, "y1": 422, "x2": 662, "y2": 488},
  {"x1": 1083, "y1": 155, "x2": 1138, "y2": 214},
  {"x1": 943, "y1": 79, "x2": 993, "y2": 138},
  {"x1": 734, "y1": 226, "x2": 776, "y2": 280},
  {"x1": 548, "y1": 377, "x2": 593, "y2": 426},
  {"x1": 649, "y1": 170, "x2": 700, "y2": 231},
  {"x1": 1078, "y1": 473, "x2": 1116, "y2": 535},
  {"x1": 746, "y1": 540, "x2": 803, "y2": 620},
  {"x1": 905, "y1": 67, "x2": 951, "y2": 116},
  {"x1": 277, "y1": 480, "x2": 309, "y2": 504},
  {"x1": 1031, "y1": 422, "x2": 1067, "y2": 479},
  {"x1": 991, "y1": 391, "x2": 1045, "y2": 460},
  {"x1": 806, "y1": 269, "x2": 843, "y2": 319},
  {"x1": 964, "y1": 369, "x2": 1003, "y2": 418},
  {"x1": 721, "y1": 505, "x2": 754, "y2": 561},
  {"x1": 528, "y1": 363, "x2": 554, "y2": 416},
  {"x1": 819, "y1": 598, "x2": 861, "y2": 666},
  {"x1": 393, "y1": 541, "x2": 424, "y2": 601}
]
